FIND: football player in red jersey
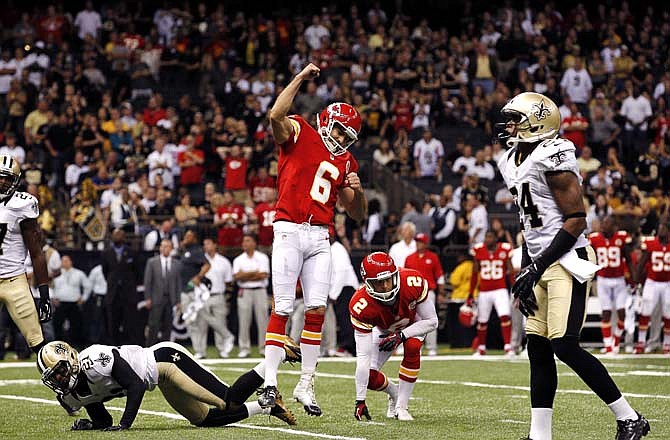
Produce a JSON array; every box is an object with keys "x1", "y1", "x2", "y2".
[
  {"x1": 633, "y1": 223, "x2": 670, "y2": 355},
  {"x1": 588, "y1": 216, "x2": 634, "y2": 354},
  {"x1": 252, "y1": 188, "x2": 277, "y2": 250},
  {"x1": 258, "y1": 63, "x2": 367, "y2": 415},
  {"x1": 404, "y1": 233, "x2": 445, "y2": 356},
  {"x1": 350, "y1": 252, "x2": 438, "y2": 422},
  {"x1": 468, "y1": 231, "x2": 515, "y2": 356}
]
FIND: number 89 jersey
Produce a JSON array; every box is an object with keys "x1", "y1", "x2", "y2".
[
  {"x1": 349, "y1": 268, "x2": 428, "y2": 334},
  {"x1": 275, "y1": 115, "x2": 358, "y2": 227},
  {"x1": 496, "y1": 138, "x2": 588, "y2": 260},
  {"x1": 0, "y1": 192, "x2": 39, "y2": 278},
  {"x1": 588, "y1": 231, "x2": 631, "y2": 278}
]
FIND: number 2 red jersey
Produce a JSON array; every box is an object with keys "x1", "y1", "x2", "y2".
[
  {"x1": 470, "y1": 242, "x2": 512, "y2": 292},
  {"x1": 349, "y1": 268, "x2": 428, "y2": 334},
  {"x1": 588, "y1": 231, "x2": 631, "y2": 278},
  {"x1": 275, "y1": 115, "x2": 358, "y2": 227},
  {"x1": 641, "y1": 236, "x2": 670, "y2": 281}
]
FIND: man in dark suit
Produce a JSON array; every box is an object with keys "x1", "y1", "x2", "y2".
[
  {"x1": 144, "y1": 239, "x2": 182, "y2": 345},
  {"x1": 101, "y1": 229, "x2": 142, "y2": 345}
]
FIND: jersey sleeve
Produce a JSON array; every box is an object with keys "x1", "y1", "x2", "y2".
[
  {"x1": 416, "y1": 277, "x2": 429, "y2": 304},
  {"x1": 81, "y1": 345, "x2": 115, "y2": 378},
  {"x1": 15, "y1": 193, "x2": 39, "y2": 221},
  {"x1": 535, "y1": 138, "x2": 580, "y2": 176},
  {"x1": 279, "y1": 115, "x2": 304, "y2": 150},
  {"x1": 640, "y1": 236, "x2": 653, "y2": 251},
  {"x1": 349, "y1": 290, "x2": 374, "y2": 333}
]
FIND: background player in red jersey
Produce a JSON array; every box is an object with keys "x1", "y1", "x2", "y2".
[
  {"x1": 252, "y1": 188, "x2": 277, "y2": 252},
  {"x1": 633, "y1": 223, "x2": 670, "y2": 355},
  {"x1": 258, "y1": 63, "x2": 367, "y2": 416},
  {"x1": 588, "y1": 216, "x2": 634, "y2": 354},
  {"x1": 350, "y1": 252, "x2": 438, "y2": 422},
  {"x1": 468, "y1": 231, "x2": 515, "y2": 356},
  {"x1": 404, "y1": 233, "x2": 445, "y2": 356}
]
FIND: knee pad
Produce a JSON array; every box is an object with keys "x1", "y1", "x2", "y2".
[
  {"x1": 368, "y1": 369, "x2": 388, "y2": 391},
  {"x1": 550, "y1": 336, "x2": 580, "y2": 363},
  {"x1": 527, "y1": 334, "x2": 554, "y2": 365},
  {"x1": 403, "y1": 338, "x2": 422, "y2": 362}
]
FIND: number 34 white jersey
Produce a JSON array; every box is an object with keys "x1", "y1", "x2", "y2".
[
  {"x1": 497, "y1": 138, "x2": 588, "y2": 260},
  {"x1": 0, "y1": 191, "x2": 39, "y2": 278}
]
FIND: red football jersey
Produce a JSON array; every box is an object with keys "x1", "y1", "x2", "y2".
[
  {"x1": 254, "y1": 202, "x2": 276, "y2": 247},
  {"x1": 275, "y1": 115, "x2": 359, "y2": 227},
  {"x1": 216, "y1": 204, "x2": 246, "y2": 247},
  {"x1": 589, "y1": 231, "x2": 631, "y2": 278},
  {"x1": 641, "y1": 236, "x2": 670, "y2": 281},
  {"x1": 470, "y1": 242, "x2": 512, "y2": 292},
  {"x1": 249, "y1": 175, "x2": 277, "y2": 203},
  {"x1": 404, "y1": 250, "x2": 444, "y2": 290},
  {"x1": 349, "y1": 268, "x2": 428, "y2": 334},
  {"x1": 224, "y1": 156, "x2": 248, "y2": 190}
]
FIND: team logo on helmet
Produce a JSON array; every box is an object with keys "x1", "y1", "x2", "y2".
[
  {"x1": 53, "y1": 343, "x2": 68, "y2": 355},
  {"x1": 532, "y1": 100, "x2": 551, "y2": 120}
]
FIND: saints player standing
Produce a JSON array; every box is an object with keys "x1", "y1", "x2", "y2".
[
  {"x1": 0, "y1": 153, "x2": 52, "y2": 354},
  {"x1": 497, "y1": 93, "x2": 649, "y2": 440}
]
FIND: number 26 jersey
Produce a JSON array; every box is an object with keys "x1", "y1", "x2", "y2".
[
  {"x1": 496, "y1": 137, "x2": 588, "y2": 260},
  {"x1": 0, "y1": 191, "x2": 39, "y2": 278},
  {"x1": 275, "y1": 115, "x2": 358, "y2": 227},
  {"x1": 349, "y1": 268, "x2": 428, "y2": 334}
]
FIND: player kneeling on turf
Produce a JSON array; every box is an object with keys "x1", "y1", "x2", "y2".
[
  {"x1": 350, "y1": 252, "x2": 438, "y2": 421},
  {"x1": 37, "y1": 339, "x2": 301, "y2": 430}
]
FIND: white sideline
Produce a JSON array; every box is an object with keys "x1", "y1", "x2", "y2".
[{"x1": 0, "y1": 394, "x2": 367, "y2": 440}]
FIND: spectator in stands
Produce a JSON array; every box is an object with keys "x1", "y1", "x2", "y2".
[
  {"x1": 174, "y1": 193, "x2": 199, "y2": 227},
  {"x1": 560, "y1": 57, "x2": 593, "y2": 115},
  {"x1": 430, "y1": 185, "x2": 458, "y2": 250},
  {"x1": 215, "y1": 190, "x2": 246, "y2": 251},
  {"x1": 577, "y1": 146, "x2": 601, "y2": 176},
  {"x1": 469, "y1": 150, "x2": 495, "y2": 180},
  {"x1": 110, "y1": 188, "x2": 138, "y2": 233},
  {"x1": 232, "y1": 234, "x2": 270, "y2": 358},
  {"x1": 469, "y1": 42, "x2": 498, "y2": 96},
  {"x1": 148, "y1": 136, "x2": 174, "y2": 190},
  {"x1": 388, "y1": 221, "x2": 417, "y2": 268},
  {"x1": 620, "y1": 86, "x2": 653, "y2": 163},
  {"x1": 588, "y1": 104, "x2": 621, "y2": 161},
  {"x1": 465, "y1": 193, "x2": 488, "y2": 245},
  {"x1": 400, "y1": 200, "x2": 432, "y2": 238},
  {"x1": 177, "y1": 134, "x2": 205, "y2": 201},
  {"x1": 144, "y1": 219, "x2": 180, "y2": 253},
  {"x1": 362, "y1": 198, "x2": 385, "y2": 246},
  {"x1": 635, "y1": 143, "x2": 660, "y2": 194},
  {"x1": 52, "y1": 255, "x2": 91, "y2": 347},
  {"x1": 413, "y1": 128, "x2": 444, "y2": 181},
  {"x1": 562, "y1": 103, "x2": 589, "y2": 152},
  {"x1": 144, "y1": 239, "x2": 181, "y2": 346},
  {"x1": 372, "y1": 139, "x2": 395, "y2": 166},
  {"x1": 65, "y1": 151, "x2": 90, "y2": 197},
  {"x1": 222, "y1": 145, "x2": 250, "y2": 202},
  {"x1": 74, "y1": 1, "x2": 101, "y2": 41}
]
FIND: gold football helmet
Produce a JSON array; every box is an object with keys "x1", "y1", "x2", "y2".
[
  {"x1": 0, "y1": 153, "x2": 21, "y2": 197},
  {"x1": 499, "y1": 92, "x2": 561, "y2": 145},
  {"x1": 37, "y1": 341, "x2": 80, "y2": 394}
]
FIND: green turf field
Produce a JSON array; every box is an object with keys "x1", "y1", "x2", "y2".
[{"x1": 0, "y1": 349, "x2": 668, "y2": 440}]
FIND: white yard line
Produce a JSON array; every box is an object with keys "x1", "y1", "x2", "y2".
[{"x1": 0, "y1": 394, "x2": 367, "y2": 440}]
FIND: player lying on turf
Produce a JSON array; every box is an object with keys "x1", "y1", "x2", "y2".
[
  {"x1": 37, "y1": 339, "x2": 301, "y2": 431},
  {"x1": 350, "y1": 252, "x2": 438, "y2": 421}
]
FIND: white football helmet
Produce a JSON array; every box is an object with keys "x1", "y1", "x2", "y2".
[
  {"x1": 0, "y1": 153, "x2": 21, "y2": 198},
  {"x1": 37, "y1": 341, "x2": 80, "y2": 395}
]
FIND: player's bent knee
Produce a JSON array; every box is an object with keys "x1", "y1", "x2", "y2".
[
  {"x1": 403, "y1": 338, "x2": 423, "y2": 359},
  {"x1": 272, "y1": 297, "x2": 294, "y2": 316},
  {"x1": 527, "y1": 334, "x2": 554, "y2": 364},
  {"x1": 368, "y1": 369, "x2": 387, "y2": 390}
]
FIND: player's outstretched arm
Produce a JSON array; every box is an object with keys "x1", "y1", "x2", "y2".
[{"x1": 269, "y1": 63, "x2": 320, "y2": 145}]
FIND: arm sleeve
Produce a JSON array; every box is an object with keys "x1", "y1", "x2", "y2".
[
  {"x1": 434, "y1": 210, "x2": 456, "y2": 240},
  {"x1": 84, "y1": 402, "x2": 113, "y2": 429},
  {"x1": 354, "y1": 330, "x2": 373, "y2": 401},
  {"x1": 401, "y1": 299, "x2": 438, "y2": 339},
  {"x1": 110, "y1": 349, "x2": 146, "y2": 429}
]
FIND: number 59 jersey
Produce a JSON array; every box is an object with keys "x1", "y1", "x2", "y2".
[
  {"x1": 496, "y1": 137, "x2": 588, "y2": 260},
  {"x1": 349, "y1": 268, "x2": 429, "y2": 334},
  {"x1": 275, "y1": 115, "x2": 358, "y2": 227},
  {"x1": 0, "y1": 192, "x2": 39, "y2": 278}
]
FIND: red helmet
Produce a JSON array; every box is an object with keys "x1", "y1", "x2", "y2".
[
  {"x1": 458, "y1": 303, "x2": 477, "y2": 327},
  {"x1": 317, "y1": 102, "x2": 361, "y2": 156},
  {"x1": 360, "y1": 252, "x2": 400, "y2": 304}
]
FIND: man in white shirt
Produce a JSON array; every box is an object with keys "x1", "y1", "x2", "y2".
[
  {"x1": 74, "y1": 1, "x2": 102, "y2": 40},
  {"x1": 147, "y1": 136, "x2": 175, "y2": 189},
  {"x1": 190, "y1": 238, "x2": 235, "y2": 358},
  {"x1": 65, "y1": 152, "x2": 90, "y2": 197},
  {"x1": 86, "y1": 264, "x2": 107, "y2": 343},
  {"x1": 0, "y1": 48, "x2": 17, "y2": 97},
  {"x1": 620, "y1": 87, "x2": 653, "y2": 161},
  {"x1": 452, "y1": 145, "x2": 476, "y2": 176},
  {"x1": 99, "y1": 176, "x2": 122, "y2": 212},
  {"x1": 233, "y1": 234, "x2": 270, "y2": 358},
  {"x1": 0, "y1": 132, "x2": 26, "y2": 165},
  {"x1": 469, "y1": 150, "x2": 495, "y2": 180},
  {"x1": 466, "y1": 194, "x2": 488, "y2": 245},
  {"x1": 413, "y1": 129, "x2": 444, "y2": 180},
  {"x1": 52, "y1": 256, "x2": 91, "y2": 345},
  {"x1": 388, "y1": 222, "x2": 417, "y2": 268},
  {"x1": 144, "y1": 219, "x2": 180, "y2": 253},
  {"x1": 560, "y1": 58, "x2": 592, "y2": 108},
  {"x1": 304, "y1": 15, "x2": 330, "y2": 50}
]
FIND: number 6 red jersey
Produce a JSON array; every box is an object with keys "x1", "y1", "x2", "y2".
[
  {"x1": 588, "y1": 231, "x2": 631, "y2": 278},
  {"x1": 641, "y1": 236, "x2": 670, "y2": 281},
  {"x1": 275, "y1": 115, "x2": 359, "y2": 227},
  {"x1": 470, "y1": 242, "x2": 512, "y2": 292},
  {"x1": 349, "y1": 268, "x2": 428, "y2": 334}
]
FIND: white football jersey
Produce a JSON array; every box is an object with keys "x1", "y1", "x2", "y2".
[
  {"x1": 0, "y1": 191, "x2": 39, "y2": 278},
  {"x1": 497, "y1": 137, "x2": 588, "y2": 260},
  {"x1": 61, "y1": 345, "x2": 158, "y2": 411}
]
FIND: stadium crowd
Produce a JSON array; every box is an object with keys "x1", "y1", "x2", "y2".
[{"x1": 1, "y1": 0, "x2": 670, "y2": 356}]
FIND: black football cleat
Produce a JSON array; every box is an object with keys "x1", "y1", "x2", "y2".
[
  {"x1": 615, "y1": 412, "x2": 650, "y2": 440},
  {"x1": 257, "y1": 385, "x2": 278, "y2": 408}
]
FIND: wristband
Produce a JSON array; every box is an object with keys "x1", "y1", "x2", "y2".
[
  {"x1": 38, "y1": 284, "x2": 50, "y2": 300},
  {"x1": 535, "y1": 229, "x2": 578, "y2": 271}
]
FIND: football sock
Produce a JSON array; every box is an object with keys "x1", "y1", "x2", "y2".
[
  {"x1": 396, "y1": 378, "x2": 415, "y2": 410},
  {"x1": 197, "y1": 406, "x2": 249, "y2": 427},
  {"x1": 476, "y1": 322, "x2": 487, "y2": 352},
  {"x1": 384, "y1": 380, "x2": 398, "y2": 399},
  {"x1": 244, "y1": 401, "x2": 264, "y2": 417},
  {"x1": 637, "y1": 315, "x2": 650, "y2": 345},
  {"x1": 601, "y1": 320, "x2": 612, "y2": 349},
  {"x1": 608, "y1": 396, "x2": 638, "y2": 421},
  {"x1": 529, "y1": 408, "x2": 553, "y2": 440},
  {"x1": 263, "y1": 313, "x2": 289, "y2": 387},
  {"x1": 614, "y1": 319, "x2": 625, "y2": 347},
  {"x1": 500, "y1": 315, "x2": 512, "y2": 346},
  {"x1": 301, "y1": 312, "x2": 324, "y2": 376},
  {"x1": 227, "y1": 369, "x2": 264, "y2": 405},
  {"x1": 527, "y1": 335, "x2": 557, "y2": 408},
  {"x1": 551, "y1": 336, "x2": 621, "y2": 404}
]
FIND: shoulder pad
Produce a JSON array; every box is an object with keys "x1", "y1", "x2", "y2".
[{"x1": 532, "y1": 138, "x2": 578, "y2": 173}]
